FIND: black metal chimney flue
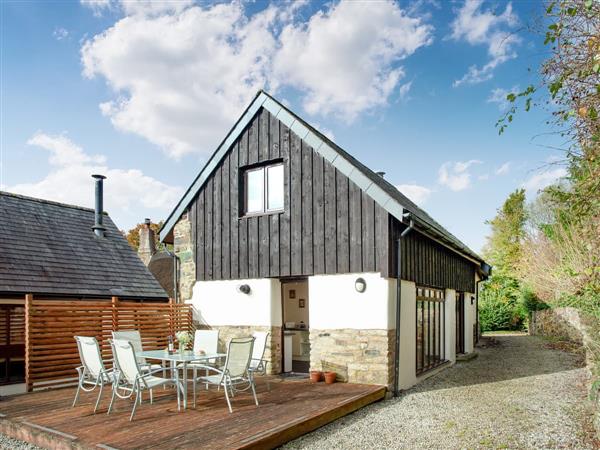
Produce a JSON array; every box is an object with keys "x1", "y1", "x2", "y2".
[{"x1": 92, "y1": 174, "x2": 107, "y2": 237}]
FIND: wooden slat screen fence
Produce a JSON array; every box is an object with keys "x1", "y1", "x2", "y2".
[{"x1": 25, "y1": 295, "x2": 193, "y2": 391}]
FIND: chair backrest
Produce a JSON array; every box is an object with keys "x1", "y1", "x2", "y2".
[
  {"x1": 112, "y1": 330, "x2": 143, "y2": 353},
  {"x1": 193, "y1": 329, "x2": 219, "y2": 354},
  {"x1": 110, "y1": 339, "x2": 142, "y2": 385},
  {"x1": 75, "y1": 336, "x2": 105, "y2": 379},
  {"x1": 250, "y1": 331, "x2": 269, "y2": 369},
  {"x1": 224, "y1": 337, "x2": 254, "y2": 378}
]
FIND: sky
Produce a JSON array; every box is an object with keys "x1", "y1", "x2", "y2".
[{"x1": 0, "y1": 0, "x2": 566, "y2": 254}]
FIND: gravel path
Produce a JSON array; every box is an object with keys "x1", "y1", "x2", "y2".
[
  {"x1": 0, "y1": 434, "x2": 42, "y2": 450},
  {"x1": 284, "y1": 334, "x2": 597, "y2": 450}
]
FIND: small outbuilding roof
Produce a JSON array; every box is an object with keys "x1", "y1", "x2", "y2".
[
  {"x1": 0, "y1": 191, "x2": 168, "y2": 299},
  {"x1": 160, "y1": 91, "x2": 487, "y2": 269}
]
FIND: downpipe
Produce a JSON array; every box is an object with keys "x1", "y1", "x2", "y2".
[{"x1": 394, "y1": 213, "x2": 414, "y2": 397}]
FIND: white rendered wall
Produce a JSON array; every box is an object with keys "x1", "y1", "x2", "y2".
[
  {"x1": 397, "y1": 280, "x2": 417, "y2": 390},
  {"x1": 464, "y1": 292, "x2": 476, "y2": 353},
  {"x1": 308, "y1": 273, "x2": 396, "y2": 330},
  {"x1": 445, "y1": 289, "x2": 457, "y2": 363},
  {"x1": 189, "y1": 278, "x2": 282, "y2": 327}
]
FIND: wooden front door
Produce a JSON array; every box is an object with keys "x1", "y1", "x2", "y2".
[
  {"x1": 455, "y1": 292, "x2": 465, "y2": 355},
  {"x1": 0, "y1": 305, "x2": 26, "y2": 384}
]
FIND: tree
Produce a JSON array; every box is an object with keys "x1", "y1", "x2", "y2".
[
  {"x1": 483, "y1": 189, "x2": 527, "y2": 278},
  {"x1": 480, "y1": 189, "x2": 528, "y2": 331},
  {"x1": 125, "y1": 221, "x2": 163, "y2": 251},
  {"x1": 494, "y1": 0, "x2": 599, "y2": 316}
]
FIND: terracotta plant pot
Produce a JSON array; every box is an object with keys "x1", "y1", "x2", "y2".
[
  {"x1": 324, "y1": 371, "x2": 337, "y2": 384},
  {"x1": 310, "y1": 371, "x2": 323, "y2": 383}
]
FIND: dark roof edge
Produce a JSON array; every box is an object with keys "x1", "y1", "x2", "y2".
[
  {"x1": 159, "y1": 90, "x2": 486, "y2": 266},
  {"x1": 0, "y1": 190, "x2": 101, "y2": 214}
]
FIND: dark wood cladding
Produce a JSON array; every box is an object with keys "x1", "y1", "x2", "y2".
[
  {"x1": 392, "y1": 220, "x2": 476, "y2": 293},
  {"x1": 190, "y1": 106, "x2": 476, "y2": 291},
  {"x1": 191, "y1": 108, "x2": 390, "y2": 281}
]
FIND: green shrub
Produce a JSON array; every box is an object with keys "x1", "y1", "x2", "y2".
[{"x1": 479, "y1": 275, "x2": 527, "y2": 332}]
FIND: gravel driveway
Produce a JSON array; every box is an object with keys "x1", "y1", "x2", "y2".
[{"x1": 284, "y1": 334, "x2": 597, "y2": 450}]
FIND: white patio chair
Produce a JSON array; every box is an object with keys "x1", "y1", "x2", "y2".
[
  {"x1": 191, "y1": 337, "x2": 258, "y2": 413},
  {"x1": 108, "y1": 339, "x2": 181, "y2": 421},
  {"x1": 180, "y1": 329, "x2": 220, "y2": 388},
  {"x1": 248, "y1": 331, "x2": 270, "y2": 391},
  {"x1": 72, "y1": 336, "x2": 114, "y2": 413},
  {"x1": 112, "y1": 330, "x2": 162, "y2": 373}
]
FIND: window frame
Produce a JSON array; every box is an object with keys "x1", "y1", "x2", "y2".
[
  {"x1": 415, "y1": 286, "x2": 447, "y2": 376},
  {"x1": 242, "y1": 160, "x2": 285, "y2": 217}
]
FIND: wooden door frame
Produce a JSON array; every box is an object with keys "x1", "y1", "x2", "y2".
[{"x1": 279, "y1": 277, "x2": 309, "y2": 374}]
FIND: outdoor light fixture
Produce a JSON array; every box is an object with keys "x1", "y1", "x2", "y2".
[
  {"x1": 238, "y1": 284, "x2": 251, "y2": 295},
  {"x1": 355, "y1": 277, "x2": 366, "y2": 293},
  {"x1": 471, "y1": 295, "x2": 475, "y2": 305}
]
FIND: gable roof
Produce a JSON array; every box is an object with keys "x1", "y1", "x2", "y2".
[
  {"x1": 160, "y1": 90, "x2": 487, "y2": 268},
  {"x1": 0, "y1": 191, "x2": 168, "y2": 299}
]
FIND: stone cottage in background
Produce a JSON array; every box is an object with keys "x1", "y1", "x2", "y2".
[
  {"x1": 158, "y1": 91, "x2": 491, "y2": 395},
  {"x1": 137, "y1": 218, "x2": 176, "y2": 299}
]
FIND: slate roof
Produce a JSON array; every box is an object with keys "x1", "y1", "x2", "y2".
[
  {"x1": 160, "y1": 91, "x2": 487, "y2": 270},
  {"x1": 0, "y1": 191, "x2": 168, "y2": 299}
]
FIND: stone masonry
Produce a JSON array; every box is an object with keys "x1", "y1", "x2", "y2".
[
  {"x1": 206, "y1": 325, "x2": 282, "y2": 375},
  {"x1": 174, "y1": 210, "x2": 195, "y2": 303},
  {"x1": 310, "y1": 328, "x2": 395, "y2": 389}
]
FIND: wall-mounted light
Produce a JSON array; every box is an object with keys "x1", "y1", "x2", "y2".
[
  {"x1": 238, "y1": 284, "x2": 251, "y2": 295},
  {"x1": 471, "y1": 295, "x2": 475, "y2": 305},
  {"x1": 355, "y1": 277, "x2": 367, "y2": 293}
]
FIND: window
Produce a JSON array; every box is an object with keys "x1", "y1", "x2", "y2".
[
  {"x1": 416, "y1": 286, "x2": 446, "y2": 375},
  {"x1": 243, "y1": 162, "x2": 284, "y2": 215}
]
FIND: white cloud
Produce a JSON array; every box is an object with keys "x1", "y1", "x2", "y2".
[
  {"x1": 451, "y1": 0, "x2": 520, "y2": 86},
  {"x1": 396, "y1": 184, "x2": 432, "y2": 206},
  {"x1": 487, "y1": 86, "x2": 519, "y2": 110},
  {"x1": 8, "y1": 133, "x2": 183, "y2": 230},
  {"x1": 274, "y1": 1, "x2": 433, "y2": 122},
  {"x1": 80, "y1": 0, "x2": 112, "y2": 16},
  {"x1": 522, "y1": 168, "x2": 567, "y2": 196},
  {"x1": 438, "y1": 159, "x2": 482, "y2": 191},
  {"x1": 495, "y1": 161, "x2": 511, "y2": 175},
  {"x1": 81, "y1": 1, "x2": 432, "y2": 158},
  {"x1": 53, "y1": 27, "x2": 69, "y2": 41},
  {"x1": 398, "y1": 81, "x2": 413, "y2": 102}
]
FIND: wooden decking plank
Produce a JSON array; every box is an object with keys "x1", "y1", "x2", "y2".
[{"x1": 0, "y1": 380, "x2": 385, "y2": 450}]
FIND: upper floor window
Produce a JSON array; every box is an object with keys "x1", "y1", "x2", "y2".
[{"x1": 244, "y1": 162, "x2": 284, "y2": 215}]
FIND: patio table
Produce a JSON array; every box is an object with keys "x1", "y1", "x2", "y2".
[{"x1": 138, "y1": 349, "x2": 225, "y2": 410}]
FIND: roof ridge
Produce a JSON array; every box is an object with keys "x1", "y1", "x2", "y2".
[{"x1": 0, "y1": 190, "x2": 101, "y2": 214}]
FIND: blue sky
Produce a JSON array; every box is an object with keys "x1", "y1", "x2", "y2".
[{"x1": 0, "y1": 0, "x2": 565, "y2": 253}]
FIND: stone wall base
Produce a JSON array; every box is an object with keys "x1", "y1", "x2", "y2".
[
  {"x1": 196, "y1": 324, "x2": 282, "y2": 375},
  {"x1": 310, "y1": 328, "x2": 394, "y2": 389},
  {"x1": 531, "y1": 307, "x2": 600, "y2": 439}
]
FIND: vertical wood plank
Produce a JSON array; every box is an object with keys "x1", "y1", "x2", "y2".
[
  {"x1": 230, "y1": 147, "x2": 239, "y2": 279},
  {"x1": 279, "y1": 124, "x2": 291, "y2": 276},
  {"x1": 205, "y1": 179, "x2": 214, "y2": 280},
  {"x1": 336, "y1": 171, "x2": 349, "y2": 273},
  {"x1": 376, "y1": 208, "x2": 389, "y2": 278},
  {"x1": 259, "y1": 215, "x2": 270, "y2": 278},
  {"x1": 301, "y1": 142, "x2": 313, "y2": 274},
  {"x1": 324, "y1": 162, "x2": 337, "y2": 274},
  {"x1": 248, "y1": 114, "x2": 259, "y2": 164},
  {"x1": 312, "y1": 153, "x2": 325, "y2": 274},
  {"x1": 196, "y1": 190, "x2": 205, "y2": 281},
  {"x1": 213, "y1": 165, "x2": 222, "y2": 280},
  {"x1": 349, "y1": 181, "x2": 362, "y2": 273},
  {"x1": 222, "y1": 153, "x2": 230, "y2": 279},
  {"x1": 270, "y1": 214, "x2": 280, "y2": 277},
  {"x1": 25, "y1": 293, "x2": 32, "y2": 392},
  {"x1": 248, "y1": 217, "x2": 259, "y2": 278},
  {"x1": 361, "y1": 193, "x2": 375, "y2": 272},
  {"x1": 269, "y1": 111, "x2": 280, "y2": 159},
  {"x1": 239, "y1": 131, "x2": 249, "y2": 279},
  {"x1": 259, "y1": 108, "x2": 269, "y2": 162},
  {"x1": 290, "y1": 132, "x2": 302, "y2": 275}
]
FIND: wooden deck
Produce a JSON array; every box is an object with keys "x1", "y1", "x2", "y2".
[{"x1": 0, "y1": 378, "x2": 385, "y2": 450}]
